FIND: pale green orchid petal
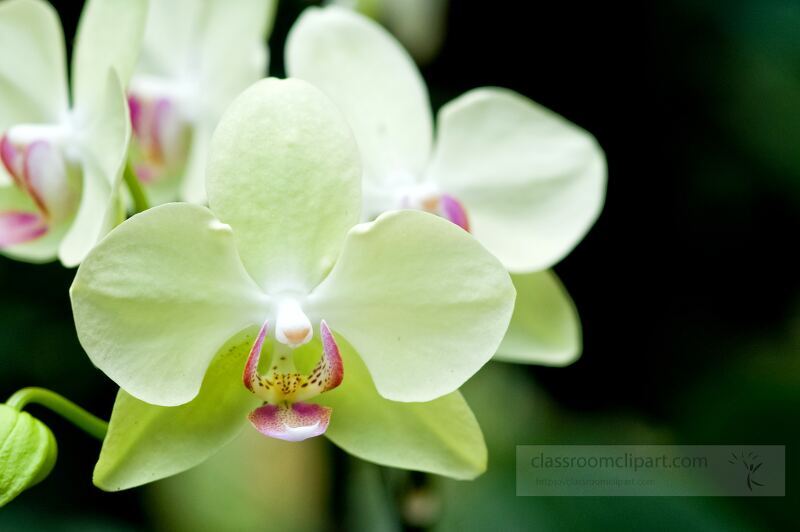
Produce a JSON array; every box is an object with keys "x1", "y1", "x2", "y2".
[
  {"x1": 195, "y1": 0, "x2": 275, "y2": 118},
  {"x1": 308, "y1": 210, "x2": 515, "y2": 403},
  {"x1": 0, "y1": 185, "x2": 66, "y2": 262},
  {"x1": 70, "y1": 203, "x2": 266, "y2": 407},
  {"x1": 137, "y1": 0, "x2": 203, "y2": 76},
  {"x1": 287, "y1": 6, "x2": 432, "y2": 186},
  {"x1": 317, "y1": 336, "x2": 487, "y2": 480},
  {"x1": 179, "y1": 121, "x2": 211, "y2": 204},
  {"x1": 58, "y1": 69, "x2": 129, "y2": 267},
  {"x1": 428, "y1": 87, "x2": 607, "y2": 273},
  {"x1": 71, "y1": 0, "x2": 148, "y2": 107},
  {"x1": 0, "y1": 0, "x2": 68, "y2": 126},
  {"x1": 177, "y1": 0, "x2": 276, "y2": 204},
  {"x1": 495, "y1": 271, "x2": 582, "y2": 366},
  {"x1": 206, "y1": 78, "x2": 361, "y2": 294},
  {"x1": 94, "y1": 329, "x2": 261, "y2": 491}
]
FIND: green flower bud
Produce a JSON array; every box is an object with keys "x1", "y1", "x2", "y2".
[{"x1": 0, "y1": 404, "x2": 57, "y2": 507}]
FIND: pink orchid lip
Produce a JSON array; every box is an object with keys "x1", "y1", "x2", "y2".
[
  {"x1": 248, "y1": 402, "x2": 332, "y2": 442},
  {"x1": 242, "y1": 318, "x2": 344, "y2": 442},
  {"x1": 0, "y1": 131, "x2": 74, "y2": 248},
  {"x1": 438, "y1": 194, "x2": 470, "y2": 232},
  {"x1": 410, "y1": 190, "x2": 470, "y2": 232},
  {"x1": 0, "y1": 211, "x2": 48, "y2": 247},
  {"x1": 127, "y1": 92, "x2": 189, "y2": 185}
]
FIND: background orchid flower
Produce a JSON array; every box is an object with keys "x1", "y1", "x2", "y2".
[
  {"x1": 286, "y1": 6, "x2": 606, "y2": 367},
  {"x1": 0, "y1": 0, "x2": 147, "y2": 266},
  {"x1": 70, "y1": 78, "x2": 514, "y2": 490},
  {"x1": 330, "y1": 0, "x2": 448, "y2": 65},
  {"x1": 127, "y1": 0, "x2": 276, "y2": 205}
]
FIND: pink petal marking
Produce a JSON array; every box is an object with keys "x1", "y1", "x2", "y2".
[
  {"x1": 0, "y1": 211, "x2": 47, "y2": 247},
  {"x1": 23, "y1": 140, "x2": 65, "y2": 216},
  {"x1": 0, "y1": 134, "x2": 23, "y2": 186},
  {"x1": 248, "y1": 402, "x2": 332, "y2": 442},
  {"x1": 243, "y1": 320, "x2": 269, "y2": 392},
  {"x1": 150, "y1": 98, "x2": 173, "y2": 163},
  {"x1": 439, "y1": 194, "x2": 470, "y2": 232},
  {"x1": 318, "y1": 320, "x2": 344, "y2": 392},
  {"x1": 127, "y1": 94, "x2": 144, "y2": 138}
]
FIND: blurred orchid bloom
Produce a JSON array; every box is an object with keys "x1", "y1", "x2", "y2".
[
  {"x1": 287, "y1": 6, "x2": 607, "y2": 367},
  {"x1": 127, "y1": 0, "x2": 276, "y2": 205},
  {"x1": 331, "y1": 0, "x2": 448, "y2": 65},
  {"x1": 0, "y1": 0, "x2": 147, "y2": 265},
  {"x1": 71, "y1": 79, "x2": 514, "y2": 489}
]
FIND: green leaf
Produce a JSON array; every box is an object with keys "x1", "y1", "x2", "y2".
[
  {"x1": 308, "y1": 210, "x2": 515, "y2": 403},
  {"x1": 70, "y1": 203, "x2": 266, "y2": 407},
  {"x1": 0, "y1": 0, "x2": 68, "y2": 128},
  {"x1": 317, "y1": 337, "x2": 487, "y2": 480},
  {"x1": 494, "y1": 271, "x2": 582, "y2": 366},
  {"x1": 71, "y1": 0, "x2": 148, "y2": 107},
  {"x1": 428, "y1": 87, "x2": 606, "y2": 272},
  {"x1": 206, "y1": 78, "x2": 361, "y2": 294},
  {"x1": 0, "y1": 404, "x2": 57, "y2": 507},
  {"x1": 94, "y1": 328, "x2": 261, "y2": 491},
  {"x1": 287, "y1": 6, "x2": 432, "y2": 186}
]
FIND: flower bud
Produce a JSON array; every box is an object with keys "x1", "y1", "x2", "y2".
[{"x1": 0, "y1": 404, "x2": 57, "y2": 507}]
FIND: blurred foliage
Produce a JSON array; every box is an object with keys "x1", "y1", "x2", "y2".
[{"x1": 1, "y1": 0, "x2": 798, "y2": 530}]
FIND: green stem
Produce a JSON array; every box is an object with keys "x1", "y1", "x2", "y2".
[
  {"x1": 123, "y1": 161, "x2": 150, "y2": 214},
  {"x1": 6, "y1": 387, "x2": 108, "y2": 441}
]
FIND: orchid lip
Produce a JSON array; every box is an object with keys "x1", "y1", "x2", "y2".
[
  {"x1": 0, "y1": 125, "x2": 79, "y2": 247},
  {"x1": 242, "y1": 318, "x2": 344, "y2": 442},
  {"x1": 391, "y1": 182, "x2": 471, "y2": 232},
  {"x1": 127, "y1": 75, "x2": 192, "y2": 185}
]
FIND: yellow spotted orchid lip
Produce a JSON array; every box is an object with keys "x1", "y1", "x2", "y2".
[{"x1": 242, "y1": 320, "x2": 343, "y2": 441}]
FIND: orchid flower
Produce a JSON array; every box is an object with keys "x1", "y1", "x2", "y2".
[
  {"x1": 70, "y1": 78, "x2": 515, "y2": 489},
  {"x1": 331, "y1": 0, "x2": 448, "y2": 65},
  {"x1": 287, "y1": 6, "x2": 607, "y2": 366},
  {"x1": 127, "y1": 0, "x2": 276, "y2": 205},
  {"x1": 0, "y1": 0, "x2": 147, "y2": 265}
]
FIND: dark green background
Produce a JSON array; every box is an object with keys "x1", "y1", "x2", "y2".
[{"x1": 1, "y1": 0, "x2": 798, "y2": 530}]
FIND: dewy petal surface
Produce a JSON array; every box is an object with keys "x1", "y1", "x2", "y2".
[
  {"x1": 287, "y1": 6, "x2": 433, "y2": 185},
  {"x1": 427, "y1": 88, "x2": 607, "y2": 273},
  {"x1": 59, "y1": 70, "x2": 129, "y2": 267},
  {"x1": 94, "y1": 329, "x2": 261, "y2": 491},
  {"x1": 495, "y1": 271, "x2": 582, "y2": 366},
  {"x1": 0, "y1": 0, "x2": 68, "y2": 127},
  {"x1": 70, "y1": 0, "x2": 148, "y2": 107},
  {"x1": 316, "y1": 336, "x2": 487, "y2": 480},
  {"x1": 206, "y1": 78, "x2": 361, "y2": 293},
  {"x1": 308, "y1": 210, "x2": 515, "y2": 403},
  {"x1": 71, "y1": 203, "x2": 266, "y2": 407}
]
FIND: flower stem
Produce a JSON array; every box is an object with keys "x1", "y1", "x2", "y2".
[
  {"x1": 123, "y1": 161, "x2": 150, "y2": 214},
  {"x1": 6, "y1": 387, "x2": 108, "y2": 441}
]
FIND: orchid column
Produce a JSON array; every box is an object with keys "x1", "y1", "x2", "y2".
[
  {"x1": 287, "y1": 6, "x2": 607, "y2": 366},
  {"x1": 70, "y1": 78, "x2": 515, "y2": 490}
]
